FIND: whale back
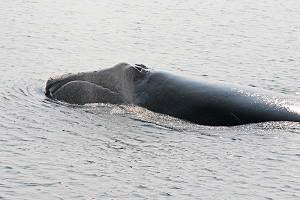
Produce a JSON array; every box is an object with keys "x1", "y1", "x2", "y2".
[{"x1": 137, "y1": 72, "x2": 300, "y2": 126}]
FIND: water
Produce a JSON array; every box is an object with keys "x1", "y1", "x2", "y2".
[{"x1": 1, "y1": 0, "x2": 300, "y2": 199}]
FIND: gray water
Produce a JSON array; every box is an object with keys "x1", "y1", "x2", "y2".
[{"x1": 1, "y1": 0, "x2": 300, "y2": 199}]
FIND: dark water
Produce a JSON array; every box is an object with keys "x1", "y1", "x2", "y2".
[{"x1": 1, "y1": 0, "x2": 300, "y2": 199}]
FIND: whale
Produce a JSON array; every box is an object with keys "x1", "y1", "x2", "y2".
[{"x1": 45, "y1": 63, "x2": 300, "y2": 126}]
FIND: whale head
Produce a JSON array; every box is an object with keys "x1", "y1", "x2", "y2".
[{"x1": 45, "y1": 63, "x2": 150, "y2": 104}]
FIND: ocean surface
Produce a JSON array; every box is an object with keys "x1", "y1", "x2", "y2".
[{"x1": 1, "y1": 0, "x2": 300, "y2": 199}]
